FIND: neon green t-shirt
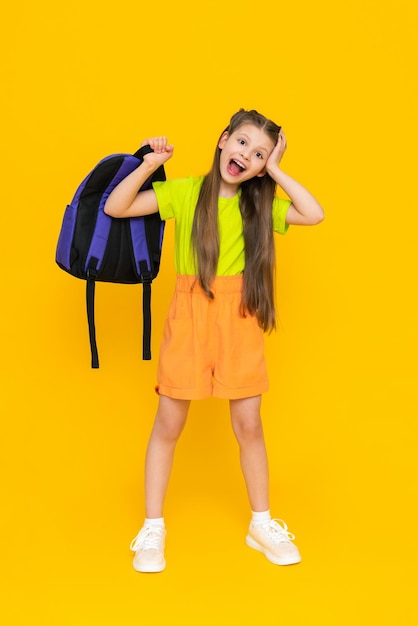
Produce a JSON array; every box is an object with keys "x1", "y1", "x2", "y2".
[{"x1": 153, "y1": 176, "x2": 291, "y2": 276}]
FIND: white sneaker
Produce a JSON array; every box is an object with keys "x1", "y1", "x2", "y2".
[
  {"x1": 130, "y1": 525, "x2": 166, "y2": 573},
  {"x1": 246, "y1": 518, "x2": 302, "y2": 565}
]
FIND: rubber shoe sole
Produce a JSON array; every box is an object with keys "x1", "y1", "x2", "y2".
[
  {"x1": 245, "y1": 534, "x2": 302, "y2": 566},
  {"x1": 133, "y1": 559, "x2": 166, "y2": 573},
  {"x1": 132, "y1": 552, "x2": 166, "y2": 573}
]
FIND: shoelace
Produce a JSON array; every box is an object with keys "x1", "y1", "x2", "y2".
[
  {"x1": 261, "y1": 519, "x2": 296, "y2": 544},
  {"x1": 130, "y1": 526, "x2": 164, "y2": 552}
]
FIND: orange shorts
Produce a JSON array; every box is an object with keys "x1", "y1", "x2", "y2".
[{"x1": 156, "y1": 275, "x2": 269, "y2": 400}]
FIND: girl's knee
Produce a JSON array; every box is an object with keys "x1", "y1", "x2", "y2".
[
  {"x1": 155, "y1": 420, "x2": 184, "y2": 442},
  {"x1": 231, "y1": 414, "x2": 264, "y2": 443},
  {"x1": 230, "y1": 395, "x2": 263, "y2": 441},
  {"x1": 153, "y1": 396, "x2": 190, "y2": 441}
]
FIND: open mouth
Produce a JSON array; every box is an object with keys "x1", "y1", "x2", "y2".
[{"x1": 227, "y1": 159, "x2": 246, "y2": 176}]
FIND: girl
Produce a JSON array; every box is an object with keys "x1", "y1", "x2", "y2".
[{"x1": 105, "y1": 109, "x2": 324, "y2": 572}]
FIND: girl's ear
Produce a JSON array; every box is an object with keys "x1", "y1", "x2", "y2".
[{"x1": 218, "y1": 132, "x2": 229, "y2": 149}]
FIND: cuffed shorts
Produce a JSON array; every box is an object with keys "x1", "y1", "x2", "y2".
[{"x1": 156, "y1": 275, "x2": 269, "y2": 400}]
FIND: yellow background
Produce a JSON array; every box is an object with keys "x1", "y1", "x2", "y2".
[{"x1": 2, "y1": 1, "x2": 417, "y2": 624}]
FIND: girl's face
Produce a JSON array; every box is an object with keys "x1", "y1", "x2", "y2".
[{"x1": 218, "y1": 123, "x2": 276, "y2": 194}]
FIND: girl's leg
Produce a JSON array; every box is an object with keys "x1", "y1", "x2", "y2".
[
  {"x1": 144, "y1": 394, "x2": 190, "y2": 518},
  {"x1": 229, "y1": 395, "x2": 270, "y2": 512},
  {"x1": 230, "y1": 395, "x2": 302, "y2": 566}
]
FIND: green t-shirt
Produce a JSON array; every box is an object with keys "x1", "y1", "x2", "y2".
[{"x1": 153, "y1": 176, "x2": 291, "y2": 276}]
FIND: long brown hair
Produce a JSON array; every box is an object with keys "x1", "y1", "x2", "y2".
[{"x1": 192, "y1": 109, "x2": 281, "y2": 332}]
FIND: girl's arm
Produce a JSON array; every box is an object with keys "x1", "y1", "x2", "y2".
[
  {"x1": 104, "y1": 137, "x2": 174, "y2": 218},
  {"x1": 266, "y1": 132, "x2": 325, "y2": 226}
]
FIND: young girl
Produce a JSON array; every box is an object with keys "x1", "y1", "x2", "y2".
[{"x1": 105, "y1": 109, "x2": 324, "y2": 572}]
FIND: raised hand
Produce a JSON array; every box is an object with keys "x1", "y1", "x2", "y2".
[
  {"x1": 141, "y1": 137, "x2": 174, "y2": 166},
  {"x1": 266, "y1": 130, "x2": 287, "y2": 173}
]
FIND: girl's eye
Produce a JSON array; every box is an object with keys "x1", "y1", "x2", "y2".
[
  {"x1": 255, "y1": 152, "x2": 263, "y2": 159},
  {"x1": 238, "y1": 139, "x2": 245, "y2": 145}
]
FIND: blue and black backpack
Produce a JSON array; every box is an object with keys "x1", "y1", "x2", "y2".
[{"x1": 56, "y1": 145, "x2": 165, "y2": 368}]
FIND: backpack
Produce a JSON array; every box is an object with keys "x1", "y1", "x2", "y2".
[{"x1": 56, "y1": 145, "x2": 165, "y2": 368}]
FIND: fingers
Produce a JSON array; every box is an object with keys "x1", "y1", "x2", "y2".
[
  {"x1": 266, "y1": 129, "x2": 287, "y2": 171},
  {"x1": 143, "y1": 136, "x2": 172, "y2": 154},
  {"x1": 278, "y1": 129, "x2": 287, "y2": 150}
]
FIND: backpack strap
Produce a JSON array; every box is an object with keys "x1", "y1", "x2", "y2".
[
  {"x1": 129, "y1": 218, "x2": 153, "y2": 360},
  {"x1": 130, "y1": 144, "x2": 162, "y2": 361},
  {"x1": 86, "y1": 260, "x2": 99, "y2": 368},
  {"x1": 139, "y1": 261, "x2": 152, "y2": 360},
  {"x1": 133, "y1": 144, "x2": 154, "y2": 160}
]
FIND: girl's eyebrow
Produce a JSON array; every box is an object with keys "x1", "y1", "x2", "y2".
[{"x1": 238, "y1": 133, "x2": 269, "y2": 155}]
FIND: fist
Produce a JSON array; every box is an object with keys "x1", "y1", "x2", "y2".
[{"x1": 141, "y1": 136, "x2": 174, "y2": 166}]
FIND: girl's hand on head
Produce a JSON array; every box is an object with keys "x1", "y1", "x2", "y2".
[
  {"x1": 140, "y1": 136, "x2": 174, "y2": 166},
  {"x1": 266, "y1": 130, "x2": 287, "y2": 173}
]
